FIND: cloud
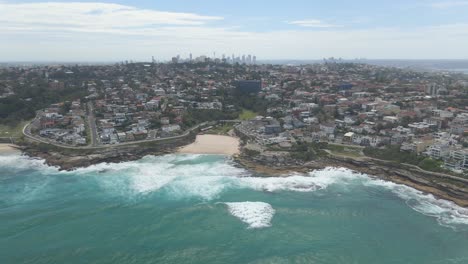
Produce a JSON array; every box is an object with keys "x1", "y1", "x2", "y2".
[
  {"x1": 286, "y1": 19, "x2": 342, "y2": 28},
  {"x1": 0, "y1": 2, "x2": 468, "y2": 61},
  {"x1": 430, "y1": 1, "x2": 468, "y2": 8},
  {"x1": 0, "y1": 1, "x2": 223, "y2": 34}
]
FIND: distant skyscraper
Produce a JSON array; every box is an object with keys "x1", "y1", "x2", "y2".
[
  {"x1": 426, "y1": 83, "x2": 440, "y2": 96},
  {"x1": 189, "y1": 53, "x2": 193, "y2": 61},
  {"x1": 242, "y1": 55, "x2": 246, "y2": 64},
  {"x1": 253, "y1": 56, "x2": 257, "y2": 64},
  {"x1": 247, "y1": 55, "x2": 252, "y2": 64}
]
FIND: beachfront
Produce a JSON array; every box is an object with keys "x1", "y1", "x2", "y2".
[
  {"x1": 0, "y1": 144, "x2": 20, "y2": 155},
  {"x1": 178, "y1": 134, "x2": 240, "y2": 155}
]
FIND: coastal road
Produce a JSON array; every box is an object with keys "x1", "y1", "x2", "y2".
[
  {"x1": 87, "y1": 102, "x2": 99, "y2": 147},
  {"x1": 23, "y1": 121, "x2": 210, "y2": 150}
]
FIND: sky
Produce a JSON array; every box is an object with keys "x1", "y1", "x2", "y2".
[{"x1": 1, "y1": 0, "x2": 468, "y2": 61}]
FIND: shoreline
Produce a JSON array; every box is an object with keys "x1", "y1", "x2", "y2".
[
  {"x1": 0, "y1": 144, "x2": 21, "y2": 155},
  {"x1": 234, "y1": 155, "x2": 468, "y2": 208},
  {"x1": 14, "y1": 135, "x2": 468, "y2": 208}
]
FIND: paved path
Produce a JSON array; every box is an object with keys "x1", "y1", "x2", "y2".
[{"x1": 87, "y1": 102, "x2": 99, "y2": 147}]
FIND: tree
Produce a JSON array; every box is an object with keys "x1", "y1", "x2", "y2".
[{"x1": 149, "y1": 119, "x2": 162, "y2": 129}]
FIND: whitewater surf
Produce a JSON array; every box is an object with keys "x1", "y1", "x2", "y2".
[{"x1": 1, "y1": 153, "x2": 468, "y2": 263}]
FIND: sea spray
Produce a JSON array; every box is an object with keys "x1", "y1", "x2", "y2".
[
  {"x1": 3, "y1": 153, "x2": 468, "y2": 264},
  {"x1": 2, "y1": 153, "x2": 468, "y2": 230},
  {"x1": 0, "y1": 154, "x2": 57, "y2": 174},
  {"x1": 224, "y1": 202, "x2": 275, "y2": 229},
  {"x1": 236, "y1": 167, "x2": 367, "y2": 193},
  {"x1": 69, "y1": 156, "x2": 468, "y2": 230},
  {"x1": 365, "y1": 179, "x2": 468, "y2": 230}
]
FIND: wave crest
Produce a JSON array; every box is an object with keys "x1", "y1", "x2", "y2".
[
  {"x1": 224, "y1": 202, "x2": 275, "y2": 229},
  {"x1": 366, "y1": 179, "x2": 468, "y2": 229},
  {"x1": 0, "y1": 154, "x2": 55, "y2": 173},
  {"x1": 2, "y1": 153, "x2": 467, "y2": 230},
  {"x1": 237, "y1": 167, "x2": 365, "y2": 193}
]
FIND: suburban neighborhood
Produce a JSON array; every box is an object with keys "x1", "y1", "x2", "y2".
[{"x1": 1, "y1": 58, "x2": 467, "y2": 173}]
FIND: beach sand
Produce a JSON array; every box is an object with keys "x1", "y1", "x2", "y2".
[
  {"x1": 178, "y1": 134, "x2": 240, "y2": 155},
  {"x1": 0, "y1": 144, "x2": 20, "y2": 155}
]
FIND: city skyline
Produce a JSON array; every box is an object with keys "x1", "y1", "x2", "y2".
[{"x1": 2, "y1": 0, "x2": 468, "y2": 61}]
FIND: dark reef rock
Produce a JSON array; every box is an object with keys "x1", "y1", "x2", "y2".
[
  {"x1": 21, "y1": 135, "x2": 195, "y2": 171},
  {"x1": 236, "y1": 154, "x2": 468, "y2": 208}
]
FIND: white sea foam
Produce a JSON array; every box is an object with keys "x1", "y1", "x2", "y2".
[
  {"x1": 4, "y1": 153, "x2": 467, "y2": 229},
  {"x1": 237, "y1": 167, "x2": 366, "y2": 193},
  {"x1": 0, "y1": 154, "x2": 56, "y2": 173},
  {"x1": 366, "y1": 179, "x2": 468, "y2": 229},
  {"x1": 75, "y1": 154, "x2": 246, "y2": 199},
  {"x1": 234, "y1": 167, "x2": 468, "y2": 229},
  {"x1": 0, "y1": 154, "x2": 56, "y2": 204},
  {"x1": 224, "y1": 202, "x2": 275, "y2": 228},
  {"x1": 165, "y1": 176, "x2": 234, "y2": 200}
]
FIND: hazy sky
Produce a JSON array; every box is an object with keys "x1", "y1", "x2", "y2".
[{"x1": 1, "y1": 0, "x2": 468, "y2": 61}]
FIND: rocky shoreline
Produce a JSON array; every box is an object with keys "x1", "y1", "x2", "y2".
[
  {"x1": 235, "y1": 154, "x2": 468, "y2": 208},
  {"x1": 15, "y1": 137, "x2": 468, "y2": 208},
  {"x1": 19, "y1": 135, "x2": 196, "y2": 171}
]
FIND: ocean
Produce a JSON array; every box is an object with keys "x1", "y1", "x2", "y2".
[
  {"x1": 1, "y1": 153, "x2": 468, "y2": 264},
  {"x1": 260, "y1": 59, "x2": 468, "y2": 74}
]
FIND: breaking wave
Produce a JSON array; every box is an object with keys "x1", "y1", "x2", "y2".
[
  {"x1": 2, "y1": 153, "x2": 468, "y2": 229},
  {"x1": 0, "y1": 154, "x2": 56, "y2": 174},
  {"x1": 0, "y1": 154, "x2": 58, "y2": 204},
  {"x1": 237, "y1": 167, "x2": 366, "y2": 193},
  {"x1": 72, "y1": 154, "x2": 247, "y2": 199},
  {"x1": 366, "y1": 179, "x2": 468, "y2": 230},
  {"x1": 72, "y1": 155, "x2": 367, "y2": 200},
  {"x1": 224, "y1": 202, "x2": 275, "y2": 229}
]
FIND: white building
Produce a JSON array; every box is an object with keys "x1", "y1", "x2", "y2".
[{"x1": 162, "y1": 124, "x2": 181, "y2": 133}]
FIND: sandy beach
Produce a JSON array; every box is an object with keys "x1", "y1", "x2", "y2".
[
  {"x1": 178, "y1": 134, "x2": 240, "y2": 155},
  {"x1": 0, "y1": 144, "x2": 20, "y2": 155}
]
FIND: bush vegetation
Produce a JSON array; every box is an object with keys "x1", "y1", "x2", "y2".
[
  {"x1": 0, "y1": 84, "x2": 87, "y2": 126},
  {"x1": 238, "y1": 109, "x2": 258, "y2": 120},
  {"x1": 290, "y1": 142, "x2": 329, "y2": 161},
  {"x1": 363, "y1": 145, "x2": 449, "y2": 173},
  {"x1": 182, "y1": 109, "x2": 239, "y2": 127}
]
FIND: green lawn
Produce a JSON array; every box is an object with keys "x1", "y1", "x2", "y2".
[
  {"x1": 206, "y1": 124, "x2": 234, "y2": 135},
  {"x1": 238, "y1": 109, "x2": 258, "y2": 120},
  {"x1": 326, "y1": 144, "x2": 363, "y2": 158},
  {"x1": 0, "y1": 120, "x2": 30, "y2": 137}
]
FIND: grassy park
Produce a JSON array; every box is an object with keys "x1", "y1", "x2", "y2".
[
  {"x1": 0, "y1": 120, "x2": 29, "y2": 137},
  {"x1": 238, "y1": 109, "x2": 257, "y2": 120},
  {"x1": 326, "y1": 144, "x2": 364, "y2": 158}
]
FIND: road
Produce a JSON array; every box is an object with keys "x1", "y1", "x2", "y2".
[
  {"x1": 87, "y1": 102, "x2": 99, "y2": 147},
  {"x1": 23, "y1": 121, "x2": 210, "y2": 150}
]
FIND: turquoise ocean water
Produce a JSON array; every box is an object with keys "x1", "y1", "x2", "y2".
[{"x1": 1, "y1": 153, "x2": 468, "y2": 264}]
